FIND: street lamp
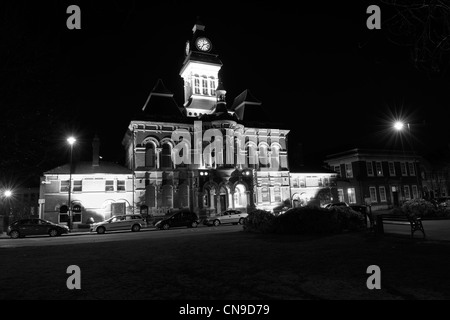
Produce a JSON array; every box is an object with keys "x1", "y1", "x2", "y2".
[
  {"x1": 4, "y1": 190, "x2": 12, "y2": 198},
  {"x1": 393, "y1": 121, "x2": 421, "y2": 199},
  {"x1": 67, "y1": 137, "x2": 76, "y2": 230}
]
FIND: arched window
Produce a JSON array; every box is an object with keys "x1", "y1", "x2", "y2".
[
  {"x1": 246, "y1": 145, "x2": 257, "y2": 169},
  {"x1": 259, "y1": 145, "x2": 269, "y2": 168},
  {"x1": 234, "y1": 184, "x2": 247, "y2": 208},
  {"x1": 270, "y1": 146, "x2": 280, "y2": 170},
  {"x1": 145, "y1": 143, "x2": 156, "y2": 167},
  {"x1": 161, "y1": 143, "x2": 172, "y2": 168}
]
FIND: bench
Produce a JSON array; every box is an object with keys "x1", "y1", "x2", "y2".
[{"x1": 376, "y1": 214, "x2": 426, "y2": 238}]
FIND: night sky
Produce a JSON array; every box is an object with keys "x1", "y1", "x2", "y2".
[{"x1": 2, "y1": 1, "x2": 450, "y2": 187}]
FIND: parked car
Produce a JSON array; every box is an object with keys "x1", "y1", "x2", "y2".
[
  {"x1": 203, "y1": 210, "x2": 248, "y2": 226},
  {"x1": 7, "y1": 218, "x2": 70, "y2": 239},
  {"x1": 324, "y1": 202, "x2": 349, "y2": 209},
  {"x1": 154, "y1": 210, "x2": 199, "y2": 230},
  {"x1": 90, "y1": 214, "x2": 146, "y2": 234}
]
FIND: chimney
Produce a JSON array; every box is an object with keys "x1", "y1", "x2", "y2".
[{"x1": 92, "y1": 134, "x2": 100, "y2": 167}]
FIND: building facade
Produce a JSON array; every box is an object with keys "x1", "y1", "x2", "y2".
[
  {"x1": 121, "y1": 22, "x2": 334, "y2": 219},
  {"x1": 325, "y1": 149, "x2": 422, "y2": 210},
  {"x1": 39, "y1": 136, "x2": 134, "y2": 226}
]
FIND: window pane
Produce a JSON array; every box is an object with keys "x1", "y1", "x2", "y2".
[
  {"x1": 375, "y1": 162, "x2": 383, "y2": 176},
  {"x1": 60, "y1": 181, "x2": 70, "y2": 192},
  {"x1": 389, "y1": 162, "x2": 395, "y2": 176},
  {"x1": 105, "y1": 180, "x2": 114, "y2": 192},
  {"x1": 379, "y1": 187, "x2": 387, "y2": 202},
  {"x1": 369, "y1": 187, "x2": 377, "y2": 203},
  {"x1": 367, "y1": 162, "x2": 373, "y2": 175},
  {"x1": 117, "y1": 180, "x2": 125, "y2": 191},
  {"x1": 73, "y1": 180, "x2": 82, "y2": 192}
]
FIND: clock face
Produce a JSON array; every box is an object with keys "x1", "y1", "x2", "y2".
[
  {"x1": 185, "y1": 41, "x2": 190, "y2": 55},
  {"x1": 196, "y1": 37, "x2": 211, "y2": 52}
]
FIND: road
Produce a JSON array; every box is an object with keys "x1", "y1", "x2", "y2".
[{"x1": 0, "y1": 224, "x2": 242, "y2": 248}]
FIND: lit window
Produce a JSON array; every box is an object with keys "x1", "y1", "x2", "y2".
[
  {"x1": 369, "y1": 187, "x2": 377, "y2": 203},
  {"x1": 375, "y1": 162, "x2": 383, "y2": 176},
  {"x1": 194, "y1": 77, "x2": 200, "y2": 94},
  {"x1": 347, "y1": 188, "x2": 356, "y2": 204},
  {"x1": 366, "y1": 162, "x2": 374, "y2": 176},
  {"x1": 379, "y1": 186, "x2": 387, "y2": 202},
  {"x1": 210, "y1": 79, "x2": 216, "y2": 95},
  {"x1": 202, "y1": 78, "x2": 208, "y2": 95}
]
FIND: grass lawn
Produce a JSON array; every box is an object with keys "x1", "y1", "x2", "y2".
[{"x1": 1, "y1": 230, "x2": 450, "y2": 300}]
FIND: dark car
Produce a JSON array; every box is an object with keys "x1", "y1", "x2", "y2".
[
  {"x1": 7, "y1": 218, "x2": 70, "y2": 239},
  {"x1": 154, "y1": 210, "x2": 199, "y2": 230},
  {"x1": 324, "y1": 202, "x2": 349, "y2": 209}
]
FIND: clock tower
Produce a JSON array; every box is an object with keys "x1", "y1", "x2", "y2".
[{"x1": 180, "y1": 21, "x2": 223, "y2": 117}]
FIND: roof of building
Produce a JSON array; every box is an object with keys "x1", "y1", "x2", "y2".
[
  {"x1": 290, "y1": 164, "x2": 337, "y2": 174},
  {"x1": 326, "y1": 148, "x2": 418, "y2": 160},
  {"x1": 139, "y1": 79, "x2": 186, "y2": 122},
  {"x1": 45, "y1": 161, "x2": 132, "y2": 175}
]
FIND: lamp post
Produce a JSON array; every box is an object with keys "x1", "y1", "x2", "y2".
[
  {"x1": 394, "y1": 121, "x2": 421, "y2": 199},
  {"x1": 67, "y1": 137, "x2": 76, "y2": 230},
  {"x1": 3, "y1": 190, "x2": 12, "y2": 216}
]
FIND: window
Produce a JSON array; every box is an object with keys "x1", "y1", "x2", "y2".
[
  {"x1": 366, "y1": 162, "x2": 374, "y2": 176},
  {"x1": 274, "y1": 187, "x2": 281, "y2": 202},
  {"x1": 388, "y1": 162, "x2": 396, "y2": 176},
  {"x1": 210, "y1": 79, "x2": 216, "y2": 95},
  {"x1": 338, "y1": 189, "x2": 344, "y2": 202},
  {"x1": 345, "y1": 163, "x2": 353, "y2": 178},
  {"x1": 145, "y1": 144, "x2": 156, "y2": 167},
  {"x1": 202, "y1": 78, "x2": 208, "y2": 95},
  {"x1": 412, "y1": 185, "x2": 418, "y2": 199},
  {"x1": 404, "y1": 185, "x2": 411, "y2": 200},
  {"x1": 334, "y1": 165, "x2": 341, "y2": 177},
  {"x1": 60, "y1": 180, "x2": 70, "y2": 192},
  {"x1": 347, "y1": 188, "x2": 356, "y2": 204},
  {"x1": 105, "y1": 180, "x2": 114, "y2": 192},
  {"x1": 375, "y1": 162, "x2": 383, "y2": 176},
  {"x1": 194, "y1": 77, "x2": 200, "y2": 94},
  {"x1": 259, "y1": 145, "x2": 269, "y2": 168},
  {"x1": 117, "y1": 180, "x2": 125, "y2": 191},
  {"x1": 369, "y1": 187, "x2": 377, "y2": 203},
  {"x1": 408, "y1": 162, "x2": 416, "y2": 176},
  {"x1": 73, "y1": 180, "x2": 82, "y2": 192},
  {"x1": 161, "y1": 144, "x2": 172, "y2": 168},
  {"x1": 261, "y1": 187, "x2": 270, "y2": 202},
  {"x1": 379, "y1": 186, "x2": 387, "y2": 202},
  {"x1": 400, "y1": 162, "x2": 407, "y2": 176}
]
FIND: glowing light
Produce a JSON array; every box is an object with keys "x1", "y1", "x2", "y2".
[
  {"x1": 394, "y1": 121, "x2": 404, "y2": 131},
  {"x1": 67, "y1": 137, "x2": 76, "y2": 145},
  {"x1": 4, "y1": 190, "x2": 12, "y2": 197}
]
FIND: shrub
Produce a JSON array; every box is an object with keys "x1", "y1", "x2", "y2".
[
  {"x1": 243, "y1": 209, "x2": 275, "y2": 233},
  {"x1": 331, "y1": 206, "x2": 366, "y2": 231},
  {"x1": 272, "y1": 207, "x2": 340, "y2": 234},
  {"x1": 400, "y1": 199, "x2": 438, "y2": 218}
]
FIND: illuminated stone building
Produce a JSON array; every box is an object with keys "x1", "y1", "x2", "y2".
[{"x1": 122, "y1": 22, "x2": 335, "y2": 219}]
